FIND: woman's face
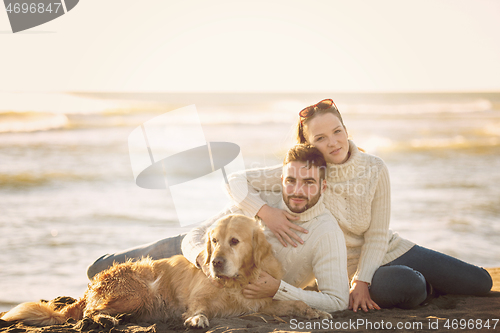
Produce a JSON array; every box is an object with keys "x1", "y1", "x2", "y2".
[{"x1": 305, "y1": 112, "x2": 349, "y2": 164}]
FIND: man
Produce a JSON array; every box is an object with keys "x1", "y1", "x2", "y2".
[{"x1": 182, "y1": 144, "x2": 349, "y2": 312}]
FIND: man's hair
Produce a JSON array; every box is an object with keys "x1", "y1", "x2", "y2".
[{"x1": 283, "y1": 144, "x2": 327, "y2": 181}]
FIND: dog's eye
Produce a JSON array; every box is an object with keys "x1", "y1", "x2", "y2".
[
  {"x1": 230, "y1": 238, "x2": 239, "y2": 246},
  {"x1": 212, "y1": 238, "x2": 217, "y2": 244}
]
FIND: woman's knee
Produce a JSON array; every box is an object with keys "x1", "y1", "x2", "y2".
[
  {"x1": 472, "y1": 267, "x2": 493, "y2": 296},
  {"x1": 442, "y1": 265, "x2": 493, "y2": 296},
  {"x1": 370, "y1": 265, "x2": 427, "y2": 309}
]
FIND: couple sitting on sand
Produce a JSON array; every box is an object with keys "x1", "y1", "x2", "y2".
[{"x1": 87, "y1": 99, "x2": 492, "y2": 313}]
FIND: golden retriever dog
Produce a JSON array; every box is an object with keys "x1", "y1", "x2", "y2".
[{"x1": 1, "y1": 214, "x2": 331, "y2": 328}]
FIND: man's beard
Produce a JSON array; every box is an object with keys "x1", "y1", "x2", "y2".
[{"x1": 284, "y1": 192, "x2": 321, "y2": 214}]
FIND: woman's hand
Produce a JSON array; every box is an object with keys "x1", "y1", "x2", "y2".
[
  {"x1": 242, "y1": 271, "x2": 280, "y2": 299},
  {"x1": 349, "y1": 281, "x2": 380, "y2": 312},
  {"x1": 257, "y1": 205, "x2": 307, "y2": 247}
]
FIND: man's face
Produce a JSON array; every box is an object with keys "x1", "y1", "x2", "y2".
[{"x1": 281, "y1": 161, "x2": 326, "y2": 214}]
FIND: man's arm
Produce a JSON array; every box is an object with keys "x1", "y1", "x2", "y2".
[{"x1": 272, "y1": 220, "x2": 349, "y2": 312}]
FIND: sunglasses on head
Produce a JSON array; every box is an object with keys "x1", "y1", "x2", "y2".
[{"x1": 299, "y1": 99, "x2": 339, "y2": 125}]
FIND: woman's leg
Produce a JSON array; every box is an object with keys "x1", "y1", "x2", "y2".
[
  {"x1": 369, "y1": 265, "x2": 428, "y2": 309},
  {"x1": 86, "y1": 233, "x2": 186, "y2": 280},
  {"x1": 389, "y1": 245, "x2": 492, "y2": 296},
  {"x1": 368, "y1": 245, "x2": 492, "y2": 309}
]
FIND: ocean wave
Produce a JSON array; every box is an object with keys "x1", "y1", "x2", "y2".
[
  {"x1": 343, "y1": 99, "x2": 493, "y2": 115},
  {"x1": 0, "y1": 172, "x2": 102, "y2": 188},
  {"x1": 90, "y1": 212, "x2": 176, "y2": 225},
  {"x1": 0, "y1": 112, "x2": 68, "y2": 133},
  {"x1": 407, "y1": 136, "x2": 500, "y2": 150},
  {"x1": 1, "y1": 92, "x2": 499, "y2": 132},
  {"x1": 0, "y1": 92, "x2": 133, "y2": 115},
  {"x1": 357, "y1": 135, "x2": 500, "y2": 153}
]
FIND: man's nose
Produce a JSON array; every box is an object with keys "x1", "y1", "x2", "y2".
[{"x1": 292, "y1": 182, "x2": 306, "y2": 196}]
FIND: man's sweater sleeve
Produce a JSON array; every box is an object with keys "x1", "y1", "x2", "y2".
[{"x1": 273, "y1": 223, "x2": 349, "y2": 312}]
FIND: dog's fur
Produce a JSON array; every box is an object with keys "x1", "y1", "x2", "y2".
[{"x1": 1, "y1": 214, "x2": 330, "y2": 328}]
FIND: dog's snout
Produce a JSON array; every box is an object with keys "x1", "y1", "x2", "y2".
[{"x1": 212, "y1": 257, "x2": 225, "y2": 270}]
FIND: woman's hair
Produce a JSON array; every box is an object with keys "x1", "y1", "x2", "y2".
[
  {"x1": 283, "y1": 144, "x2": 327, "y2": 181},
  {"x1": 295, "y1": 104, "x2": 346, "y2": 144}
]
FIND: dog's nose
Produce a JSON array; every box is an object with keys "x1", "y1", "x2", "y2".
[{"x1": 212, "y1": 257, "x2": 225, "y2": 270}]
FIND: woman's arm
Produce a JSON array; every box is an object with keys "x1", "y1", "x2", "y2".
[
  {"x1": 352, "y1": 161, "x2": 391, "y2": 284},
  {"x1": 226, "y1": 166, "x2": 305, "y2": 247},
  {"x1": 225, "y1": 165, "x2": 283, "y2": 216},
  {"x1": 348, "y1": 161, "x2": 390, "y2": 312}
]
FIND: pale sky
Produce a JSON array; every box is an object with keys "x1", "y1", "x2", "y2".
[{"x1": 1, "y1": 0, "x2": 499, "y2": 92}]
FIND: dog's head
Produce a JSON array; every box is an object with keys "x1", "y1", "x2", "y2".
[{"x1": 203, "y1": 214, "x2": 272, "y2": 281}]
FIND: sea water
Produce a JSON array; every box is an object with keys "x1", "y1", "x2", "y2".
[{"x1": 1, "y1": 92, "x2": 499, "y2": 311}]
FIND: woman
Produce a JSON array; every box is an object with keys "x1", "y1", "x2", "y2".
[{"x1": 224, "y1": 99, "x2": 492, "y2": 311}]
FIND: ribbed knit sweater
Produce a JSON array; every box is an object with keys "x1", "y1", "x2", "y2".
[
  {"x1": 225, "y1": 140, "x2": 415, "y2": 284},
  {"x1": 181, "y1": 193, "x2": 350, "y2": 312}
]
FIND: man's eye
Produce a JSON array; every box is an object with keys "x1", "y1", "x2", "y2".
[{"x1": 230, "y1": 238, "x2": 239, "y2": 246}]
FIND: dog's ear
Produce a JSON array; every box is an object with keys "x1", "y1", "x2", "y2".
[
  {"x1": 203, "y1": 230, "x2": 212, "y2": 266},
  {"x1": 252, "y1": 227, "x2": 271, "y2": 267}
]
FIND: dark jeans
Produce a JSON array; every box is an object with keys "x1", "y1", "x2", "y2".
[
  {"x1": 369, "y1": 245, "x2": 493, "y2": 309},
  {"x1": 86, "y1": 234, "x2": 186, "y2": 280}
]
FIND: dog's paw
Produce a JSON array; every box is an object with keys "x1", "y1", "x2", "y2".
[
  {"x1": 95, "y1": 314, "x2": 119, "y2": 329},
  {"x1": 313, "y1": 309, "x2": 332, "y2": 320},
  {"x1": 303, "y1": 307, "x2": 332, "y2": 320},
  {"x1": 184, "y1": 314, "x2": 210, "y2": 328}
]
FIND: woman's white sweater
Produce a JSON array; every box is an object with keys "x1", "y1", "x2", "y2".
[{"x1": 226, "y1": 140, "x2": 415, "y2": 284}]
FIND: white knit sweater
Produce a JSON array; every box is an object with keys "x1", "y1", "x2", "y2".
[
  {"x1": 225, "y1": 140, "x2": 415, "y2": 284},
  {"x1": 181, "y1": 193, "x2": 350, "y2": 312}
]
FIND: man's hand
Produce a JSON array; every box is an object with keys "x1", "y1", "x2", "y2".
[
  {"x1": 349, "y1": 280, "x2": 381, "y2": 312},
  {"x1": 257, "y1": 205, "x2": 307, "y2": 247},
  {"x1": 242, "y1": 271, "x2": 280, "y2": 299},
  {"x1": 196, "y1": 253, "x2": 223, "y2": 288}
]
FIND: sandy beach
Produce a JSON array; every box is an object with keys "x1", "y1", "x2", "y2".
[{"x1": 1, "y1": 267, "x2": 498, "y2": 333}]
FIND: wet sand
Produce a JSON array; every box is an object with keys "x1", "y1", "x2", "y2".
[{"x1": 1, "y1": 268, "x2": 499, "y2": 333}]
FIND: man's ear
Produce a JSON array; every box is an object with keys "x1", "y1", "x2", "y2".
[{"x1": 321, "y1": 179, "x2": 327, "y2": 193}]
